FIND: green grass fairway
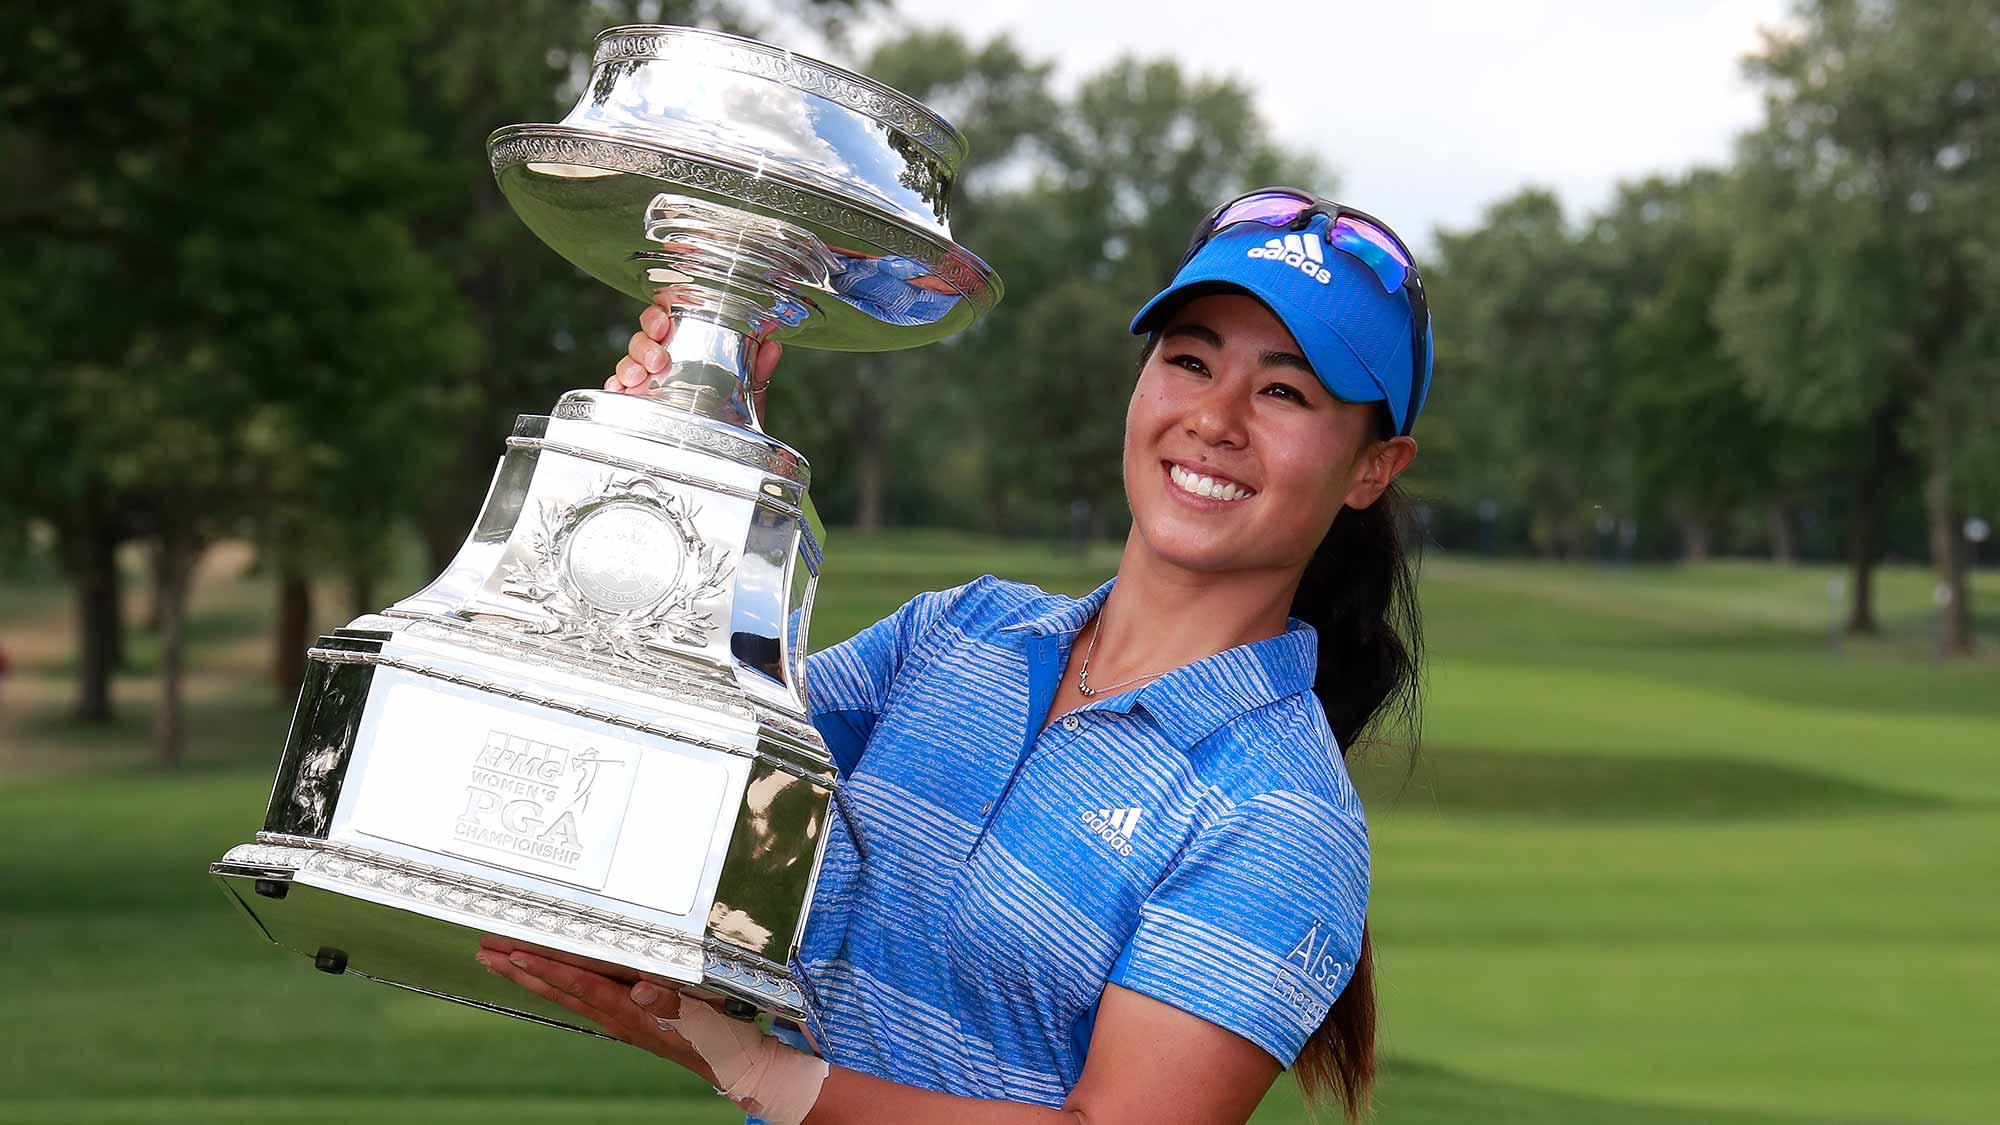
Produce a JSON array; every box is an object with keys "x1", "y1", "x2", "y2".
[{"x1": 1, "y1": 535, "x2": 1995, "y2": 1123}]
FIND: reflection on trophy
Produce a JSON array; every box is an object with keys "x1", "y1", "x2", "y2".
[{"x1": 208, "y1": 25, "x2": 1000, "y2": 1033}]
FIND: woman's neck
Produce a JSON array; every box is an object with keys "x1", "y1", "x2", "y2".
[{"x1": 1089, "y1": 528, "x2": 1300, "y2": 684}]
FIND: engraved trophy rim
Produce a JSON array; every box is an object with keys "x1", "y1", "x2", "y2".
[
  {"x1": 590, "y1": 24, "x2": 971, "y2": 173},
  {"x1": 485, "y1": 124, "x2": 1003, "y2": 321}
]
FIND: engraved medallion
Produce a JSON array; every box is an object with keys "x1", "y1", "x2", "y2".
[
  {"x1": 565, "y1": 502, "x2": 683, "y2": 613},
  {"x1": 501, "y1": 474, "x2": 733, "y2": 662}
]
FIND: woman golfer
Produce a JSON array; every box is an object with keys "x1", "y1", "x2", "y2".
[{"x1": 479, "y1": 188, "x2": 1432, "y2": 1125}]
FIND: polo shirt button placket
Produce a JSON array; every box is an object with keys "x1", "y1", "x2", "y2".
[{"x1": 1061, "y1": 715, "x2": 1080, "y2": 732}]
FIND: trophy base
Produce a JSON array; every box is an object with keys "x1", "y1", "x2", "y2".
[
  {"x1": 213, "y1": 861, "x2": 618, "y2": 1036},
  {"x1": 208, "y1": 613, "x2": 834, "y2": 1037},
  {"x1": 212, "y1": 840, "x2": 798, "y2": 1032}
]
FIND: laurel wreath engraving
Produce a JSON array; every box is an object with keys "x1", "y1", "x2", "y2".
[{"x1": 501, "y1": 474, "x2": 733, "y2": 663}]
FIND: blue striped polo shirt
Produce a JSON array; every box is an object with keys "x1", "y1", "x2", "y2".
[{"x1": 783, "y1": 575, "x2": 1369, "y2": 1107}]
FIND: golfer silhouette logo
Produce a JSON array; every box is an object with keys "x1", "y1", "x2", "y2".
[{"x1": 553, "y1": 747, "x2": 624, "y2": 825}]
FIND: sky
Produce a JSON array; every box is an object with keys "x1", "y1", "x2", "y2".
[{"x1": 774, "y1": 0, "x2": 1796, "y2": 253}]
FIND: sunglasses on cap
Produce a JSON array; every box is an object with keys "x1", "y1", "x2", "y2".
[{"x1": 1181, "y1": 188, "x2": 1432, "y2": 433}]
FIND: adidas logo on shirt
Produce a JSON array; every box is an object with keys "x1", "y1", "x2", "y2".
[
  {"x1": 1247, "y1": 231, "x2": 1334, "y2": 284},
  {"x1": 1080, "y1": 806, "x2": 1143, "y2": 858}
]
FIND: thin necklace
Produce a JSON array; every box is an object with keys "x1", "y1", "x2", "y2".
[{"x1": 1076, "y1": 607, "x2": 1174, "y2": 697}]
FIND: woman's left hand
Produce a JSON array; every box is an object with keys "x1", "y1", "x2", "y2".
[
  {"x1": 473, "y1": 935, "x2": 715, "y2": 1084},
  {"x1": 611, "y1": 301, "x2": 784, "y2": 421}
]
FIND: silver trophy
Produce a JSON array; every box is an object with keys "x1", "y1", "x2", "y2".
[{"x1": 209, "y1": 25, "x2": 1000, "y2": 1035}]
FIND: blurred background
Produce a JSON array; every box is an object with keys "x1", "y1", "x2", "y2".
[{"x1": 1, "y1": 1, "x2": 1995, "y2": 1122}]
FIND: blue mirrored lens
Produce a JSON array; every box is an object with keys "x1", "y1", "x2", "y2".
[
  {"x1": 1328, "y1": 223, "x2": 1409, "y2": 294},
  {"x1": 1211, "y1": 192, "x2": 1313, "y2": 231}
]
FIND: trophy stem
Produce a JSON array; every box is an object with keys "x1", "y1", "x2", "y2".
[{"x1": 642, "y1": 314, "x2": 762, "y2": 432}]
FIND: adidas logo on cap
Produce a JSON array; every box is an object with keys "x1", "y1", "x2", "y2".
[{"x1": 1247, "y1": 231, "x2": 1334, "y2": 284}]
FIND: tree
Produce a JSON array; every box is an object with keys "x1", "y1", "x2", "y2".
[
  {"x1": 1720, "y1": 0, "x2": 2000, "y2": 650},
  {"x1": 0, "y1": 227, "x2": 135, "y2": 720},
  {"x1": 1, "y1": 2, "x2": 467, "y2": 761},
  {"x1": 1600, "y1": 172, "x2": 1797, "y2": 560},
  {"x1": 1428, "y1": 190, "x2": 1627, "y2": 558}
]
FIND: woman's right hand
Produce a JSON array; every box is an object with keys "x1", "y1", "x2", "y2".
[{"x1": 609, "y1": 302, "x2": 784, "y2": 420}]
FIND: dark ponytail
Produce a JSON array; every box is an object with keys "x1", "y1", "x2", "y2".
[{"x1": 1288, "y1": 405, "x2": 1424, "y2": 1122}]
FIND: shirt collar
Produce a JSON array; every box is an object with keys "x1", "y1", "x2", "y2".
[
  {"x1": 1123, "y1": 619, "x2": 1318, "y2": 748},
  {"x1": 1002, "y1": 578, "x2": 1320, "y2": 748},
  {"x1": 1001, "y1": 578, "x2": 1114, "y2": 638}
]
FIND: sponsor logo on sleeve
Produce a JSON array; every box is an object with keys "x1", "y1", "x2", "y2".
[
  {"x1": 1274, "y1": 919, "x2": 1351, "y2": 1022},
  {"x1": 1286, "y1": 920, "x2": 1350, "y2": 989}
]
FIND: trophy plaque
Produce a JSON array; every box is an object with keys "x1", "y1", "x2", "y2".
[{"x1": 209, "y1": 25, "x2": 1000, "y2": 1036}]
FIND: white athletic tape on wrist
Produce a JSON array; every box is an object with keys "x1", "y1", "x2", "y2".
[{"x1": 663, "y1": 1000, "x2": 828, "y2": 1125}]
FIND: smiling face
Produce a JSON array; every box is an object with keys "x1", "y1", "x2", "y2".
[{"x1": 1122, "y1": 292, "x2": 1417, "y2": 581}]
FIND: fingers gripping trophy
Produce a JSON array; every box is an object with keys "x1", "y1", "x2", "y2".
[{"x1": 208, "y1": 26, "x2": 1001, "y2": 1034}]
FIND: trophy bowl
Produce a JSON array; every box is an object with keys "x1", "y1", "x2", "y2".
[
  {"x1": 492, "y1": 25, "x2": 1001, "y2": 364},
  {"x1": 209, "y1": 24, "x2": 1000, "y2": 1040}
]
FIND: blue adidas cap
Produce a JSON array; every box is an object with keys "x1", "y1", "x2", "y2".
[{"x1": 1129, "y1": 212, "x2": 1430, "y2": 435}]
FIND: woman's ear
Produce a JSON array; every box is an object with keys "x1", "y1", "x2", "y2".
[{"x1": 1342, "y1": 435, "x2": 1418, "y2": 510}]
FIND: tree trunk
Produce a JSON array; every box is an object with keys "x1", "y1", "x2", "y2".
[
  {"x1": 1530, "y1": 510, "x2": 1564, "y2": 560},
  {"x1": 106, "y1": 554, "x2": 126, "y2": 673},
  {"x1": 1925, "y1": 460, "x2": 1975, "y2": 656},
  {"x1": 852, "y1": 396, "x2": 885, "y2": 534},
  {"x1": 349, "y1": 572, "x2": 377, "y2": 620},
  {"x1": 150, "y1": 530, "x2": 202, "y2": 768},
  {"x1": 1845, "y1": 405, "x2": 1901, "y2": 636},
  {"x1": 141, "y1": 574, "x2": 163, "y2": 634},
  {"x1": 1768, "y1": 501, "x2": 1798, "y2": 565},
  {"x1": 69, "y1": 523, "x2": 122, "y2": 722},
  {"x1": 1846, "y1": 477, "x2": 1880, "y2": 636},
  {"x1": 855, "y1": 443, "x2": 885, "y2": 535},
  {"x1": 420, "y1": 514, "x2": 463, "y2": 580},
  {"x1": 275, "y1": 565, "x2": 312, "y2": 703},
  {"x1": 1679, "y1": 517, "x2": 1712, "y2": 563}
]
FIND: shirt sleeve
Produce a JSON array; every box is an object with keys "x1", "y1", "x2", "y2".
[
  {"x1": 1106, "y1": 790, "x2": 1370, "y2": 1067},
  {"x1": 803, "y1": 581, "x2": 976, "y2": 777}
]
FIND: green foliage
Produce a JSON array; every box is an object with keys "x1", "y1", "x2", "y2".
[
  {"x1": 1425, "y1": 190, "x2": 1628, "y2": 556},
  {"x1": 0, "y1": 1, "x2": 882, "y2": 730},
  {"x1": 1, "y1": 2, "x2": 467, "y2": 536},
  {"x1": 0, "y1": 1, "x2": 489, "y2": 747},
  {"x1": 1338, "y1": 1, "x2": 2000, "y2": 588},
  {"x1": 9, "y1": 0, "x2": 2000, "y2": 745},
  {"x1": 1717, "y1": 0, "x2": 2000, "y2": 642},
  {"x1": 1603, "y1": 173, "x2": 1794, "y2": 543},
  {"x1": 5, "y1": 0, "x2": 1996, "y2": 563},
  {"x1": 1719, "y1": 0, "x2": 2000, "y2": 424}
]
